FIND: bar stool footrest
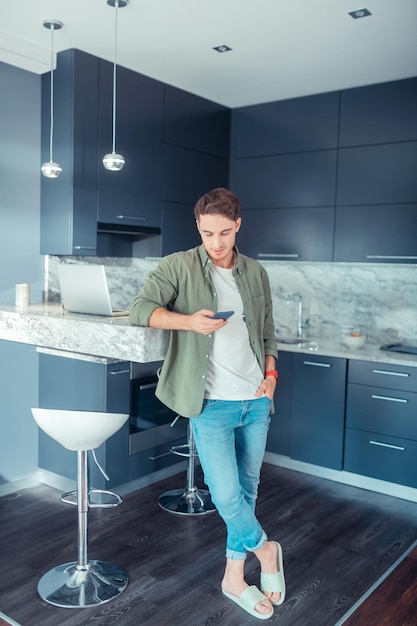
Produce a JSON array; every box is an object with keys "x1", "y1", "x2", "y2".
[{"x1": 60, "y1": 489, "x2": 123, "y2": 508}]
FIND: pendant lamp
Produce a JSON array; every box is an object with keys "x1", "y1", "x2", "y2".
[
  {"x1": 41, "y1": 19, "x2": 63, "y2": 179},
  {"x1": 103, "y1": 0, "x2": 127, "y2": 171}
]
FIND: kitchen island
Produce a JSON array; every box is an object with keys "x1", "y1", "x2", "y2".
[{"x1": 1, "y1": 303, "x2": 417, "y2": 502}]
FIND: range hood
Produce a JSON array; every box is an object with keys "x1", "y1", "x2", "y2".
[{"x1": 97, "y1": 222, "x2": 161, "y2": 237}]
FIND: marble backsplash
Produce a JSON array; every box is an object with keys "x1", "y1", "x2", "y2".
[{"x1": 46, "y1": 255, "x2": 417, "y2": 346}]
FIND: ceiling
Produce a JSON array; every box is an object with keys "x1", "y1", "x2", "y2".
[{"x1": 1, "y1": 0, "x2": 417, "y2": 108}]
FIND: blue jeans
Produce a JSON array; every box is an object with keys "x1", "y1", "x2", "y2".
[{"x1": 191, "y1": 396, "x2": 271, "y2": 560}]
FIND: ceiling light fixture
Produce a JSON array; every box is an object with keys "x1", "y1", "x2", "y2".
[
  {"x1": 213, "y1": 45, "x2": 232, "y2": 53},
  {"x1": 348, "y1": 8, "x2": 372, "y2": 18},
  {"x1": 103, "y1": 0, "x2": 127, "y2": 172},
  {"x1": 41, "y1": 19, "x2": 63, "y2": 179}
]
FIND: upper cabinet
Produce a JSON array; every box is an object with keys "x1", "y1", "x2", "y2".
[
  {"x1": 232, "y1": 92, "x2": 339, "y2": 157},
  {"x1": 230, "y1": 77, "x2": 417, "y2": 264},
  {"x1": 335, "y1": 78, "x2": 417, "y2": 263},
  {"x1": 230, "y1": 91, "x2": 339, "y2": 262},
  {"x1": 97, "y1": 60, "x2": 164, "y2": 229},
  {"x1": 41, "y1": 50, "x2": 230, "y2": 257},
  {"x1": 339, "y1": 78, "x2": 417, "y2": 147},
  {"x1": 41, "y1": 50, "x2": 100, "y2": 255}
]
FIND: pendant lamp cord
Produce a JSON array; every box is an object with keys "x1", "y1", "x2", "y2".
[
  {"x1": 111, "y1": 0, "x2": 120, "y2": 154},
  {"x1": 49, "y1": 24, "x2": 55, "y2": 163}
]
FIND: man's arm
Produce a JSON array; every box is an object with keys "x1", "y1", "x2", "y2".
[{"x1": 149, "y1": 307, "x2": 227, "y2": 335}]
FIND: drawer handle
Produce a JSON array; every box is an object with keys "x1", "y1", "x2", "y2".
[
  {"x1": 73, "y1": 246, "x2": 97, "y2": 250},
  {"x1": 116, "y1": 215, "x2": 147, "y2": 221},
  {"x1": 257, "y1": 253, "x2": 300, "y2": 258},
  {"x1": 303, "y1": 361, "x2": 331, "y2": 368},
  {"x1": 372, "y1": 369, "x2": 410, "y2": 378},
  {"x1": 369, "y1": 440, "x2": 406, "y2": 451},
  {"x1": 109, "y1": 369, "x2": 130, "y2": 375},
  {"x1": 371, "y1": 394, "x2": 408, "y2": 404},
  {"x1": 366, "y1": 255, "x2": 417, "y2": 260}
]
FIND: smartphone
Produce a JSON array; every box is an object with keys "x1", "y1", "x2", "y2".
[{"x1": 211, "y1": 311, "x2": 234, "y2": 320}]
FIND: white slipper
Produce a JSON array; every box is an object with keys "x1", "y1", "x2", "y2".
[
  {"x1": 260, "y1": 541, "x2": 286, "y2": 606},
  {"x1": 222, "y1": 585, "x2": 273, "y2": 620}
]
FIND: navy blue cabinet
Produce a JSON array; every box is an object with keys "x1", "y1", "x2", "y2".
[
  {"x1": 38, "y1": 352, "x2": 130, "y2": 489},
  {"x1": 232, "y1": 91, "x2": 339, "y2": 157},
  {"x1": 266, "y1": 350, "x2": 293, "y2": 457},
  {"x1": 163, "y1": 144, "x2": 228, "y2": 206},
  {"x1": 160, "y1": 86, "x2": 230, "y2": 252},
  {"x1": 336, "y1": 142, "x2": 417, "y2": 206},
  {"x1": 162, "y1": 86, "x2": 230, "y2": 210},
  {"x1": 344, "y1": 360, "x2": 417, "y2": 488},
  {"x1": 334, "y1": 203, "x2": 417, "y2": 263},
  {"x1": 339, "y1": 78, "x2": 417, "y2": 147},
  {"x1": 97, "y1": 61, "x2": 164, "y2": 229},
  {"x1": 230, "y1": 150, "x2": 337, "y2": 210},
  {"x1": 238, "y1": 207, "x2": 334, "y2": 261},
  {"x1": 290, "y1": 354, "x2": 347, "y2": 470},
  {"x1": 164, "y1": 85, "x2": 230, "y2": 157},
  {"x1": 161, "y1": 201, "x2": 200, "y2": 255},
  {"x1": 41, "y1": 50, "x2": 100, "y2": 255}
]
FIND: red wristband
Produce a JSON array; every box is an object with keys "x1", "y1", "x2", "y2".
[{"x1": 265, "y1": 370, "x2": 278, "y2": 381}]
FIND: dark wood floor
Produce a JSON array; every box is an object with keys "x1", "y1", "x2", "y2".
[{"x1": 2, "y1": 464, "x2": 417, "y2": 626}]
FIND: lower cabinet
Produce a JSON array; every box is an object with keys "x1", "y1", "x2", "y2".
[
  {"x1": 38, "y1": 352, "x2": 187, "y2": 489},
  {"x1": 267, "y1": 351, "x2": 347, "y2": 470},
  {"x1": 344, "y1": 360, "x2": 417, "y2": 488},
  {"x1": 290, "y1": 354, "x2": 347, "y2": 469}
]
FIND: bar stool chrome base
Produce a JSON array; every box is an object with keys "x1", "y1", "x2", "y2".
[
  {"x1": 158, "y1": 486, "x2": 216, "y2": 515},
  {"x1": 38, "y1": 560, "x2": 128, "y2": 608},
  {"x1": 158, "y1": 420, "x2": 216, "y2": 516}
]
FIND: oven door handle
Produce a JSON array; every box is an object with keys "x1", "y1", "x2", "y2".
[{"x1": 139, "y1": 382, "x2": 157, "y2": 391}]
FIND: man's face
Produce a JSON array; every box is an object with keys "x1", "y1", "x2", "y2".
[{"x1": 196, "y1": 213, "x2": 241, "y2": 268}]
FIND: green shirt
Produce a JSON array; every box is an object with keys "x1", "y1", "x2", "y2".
[{"x1": 129, "y1": 244, "x2": 277, "y2": 417}]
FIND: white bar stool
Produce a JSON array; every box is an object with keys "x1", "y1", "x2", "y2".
[{"x1": 31, "y1": 408, "x2": 129, "y2": 608}]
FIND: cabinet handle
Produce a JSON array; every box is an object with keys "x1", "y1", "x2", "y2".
[
  {"x1": 369, "y1": 440, "x2": 406, "y2": 451},
  {"x1": 139, "y1": 382, "x2": 157, "y2": 391},
  {"x1": 148, "y1": 451, "x2": 172, "y2": 460},
  {"x1": 73, "y1": 246, "x2": 97, "y2": 250},
  {"x1": 372, "y1": 369, "x2": 410, "y2": 378},
  {"x1": 303, "y1": 361, "x2": 331, "y2": 368},
  {"x1": 116, "y1": 215, "x2": 147, "y2": 221},
  {"x1": 371, "y1": 394, "x2": 408, "y2": 404},
  {"x1": 109, "y1": 369, "x2": 130, "y2": 375},
  {"x1": 366, "y1": 255, "x2": 417, "y2": 260},
  {"x1": 257, "y1": 253, "x2": 300, "y2": 259}
]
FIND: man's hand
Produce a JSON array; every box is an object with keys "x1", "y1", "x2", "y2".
[
  {"x1": 188, "y1": 309, "x2": 229, "y2": 335},
  {"x1": 255, "y1": 376, "x2": 277, "y2": 399}
]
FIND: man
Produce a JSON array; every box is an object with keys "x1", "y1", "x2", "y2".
[{"x1": 129, "y1": 187, "x2": 285, "y2": 620}]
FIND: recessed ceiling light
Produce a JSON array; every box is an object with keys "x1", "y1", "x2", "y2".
[
  {"x1": 348, "y1": 8, "x2": 372, "y2": 18},
  {"x1": 213, "y1": 45, "x2": 232, "y2": 53}
]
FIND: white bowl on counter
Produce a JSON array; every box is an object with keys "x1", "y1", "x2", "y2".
[{"x1": 344, "y1": 333, "x2": 366, "y2": 348}]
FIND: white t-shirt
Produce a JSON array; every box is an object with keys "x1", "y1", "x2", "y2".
[{"x1": 204, "y1": 263, "x2": 264, "y2": 400}]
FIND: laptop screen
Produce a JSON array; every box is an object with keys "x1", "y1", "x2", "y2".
[{"x1": 57, "y1": 264, "x2": 126, "y2": 316}]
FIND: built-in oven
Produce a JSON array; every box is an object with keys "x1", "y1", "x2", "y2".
[{"x1": 129, "y1": 361, "x2": 187, "y2": 456}]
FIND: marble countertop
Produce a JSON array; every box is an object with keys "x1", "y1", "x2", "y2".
[
  {"x1": 0, "y1": 303, "x2": 416, "y2": 367},
  {"x1": 276, "y1": 337, "x2": 417, "y2": 368},
  {"x1": 0, "y1": 304, "x2": 169, "y2": 363}
]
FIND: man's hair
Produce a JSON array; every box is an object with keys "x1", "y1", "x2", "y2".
[{"x1": 194, "y1": 187, "x2": 240, "y2": 222}]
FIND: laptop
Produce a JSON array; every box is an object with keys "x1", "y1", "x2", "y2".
[{"x1": 57, "y1": 264, "x2": 129, "y2": 317}]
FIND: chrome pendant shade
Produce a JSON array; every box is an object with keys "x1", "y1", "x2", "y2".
[
  {"x1": 103, "y1": 0, "x2": 127, "y2": 171},
  {"x1": 41, "y1": 19, "x2": 63, "y2": 179}
]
